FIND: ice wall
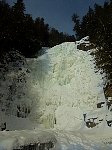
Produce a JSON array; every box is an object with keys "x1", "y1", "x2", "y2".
[{"x1": 27, "y1": 39, "x2": 106, "y2": 130}]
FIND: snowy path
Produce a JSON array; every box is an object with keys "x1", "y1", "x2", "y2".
[{"x1": 0, "y1": 129, "x2": 112, "y2": 150}]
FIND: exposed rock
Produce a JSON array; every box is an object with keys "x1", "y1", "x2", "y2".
[
  {"x1": 104, "y1": 84, "x2": 112, "y2": 98},
  {"x1": 13, "y1": 141, "x2": 54, "y2": 150},
  {"x1": 97, "y1": 102, "x2": 105, "y2": 108},
  {"x1": 77, "y1": 43, "x2": 96, "y2": 51}
]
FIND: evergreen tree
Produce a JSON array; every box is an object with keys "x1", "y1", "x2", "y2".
[
  {"x1": 72, "y1": 14, "x2": 82, "y2": 40},
  {"x1": 34, "y1": 17, "x2": 49, "y2": 47},
  {"x1": 0, "y1": 0, "x2": 12, "y2": 53},
  {"x1": 49, "y1": 28, "x2": 75, "y2": 47},
  {"x1": 0, "y1": 0, "x2": 75, "y2": 58},
  {"x1": 11, "y1": 0, "x2": 41, "y2": 57}
]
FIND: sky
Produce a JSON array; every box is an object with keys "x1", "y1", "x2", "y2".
[{"x1": 7, "y1": 0, "x2": 106, "y2": 35}]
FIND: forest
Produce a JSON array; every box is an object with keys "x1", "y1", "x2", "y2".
[
  {"x1": 0, "y1": 0, "x2": 75, "y2": 58},
  {"x1": 72, "y1": 0, "x2": 112, "y2": 81},
  {"x1": 1, "y1": 0, "x2": 112, "y2": 82}
]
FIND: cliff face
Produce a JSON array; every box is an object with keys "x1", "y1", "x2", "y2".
[{"x1": 0, "y1": 51, "x2": 33, "y2": 117}]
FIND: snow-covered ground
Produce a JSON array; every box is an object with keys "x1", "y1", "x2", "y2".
[
  {"x1": 1, "y1": 128, "x2": 112, "y2": 150},
  {"x1": 0, "y1": 37, "x2": 112, "y2": 149}
]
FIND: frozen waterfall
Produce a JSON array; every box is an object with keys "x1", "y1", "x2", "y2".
[
  {"x1": 27, "y1": 39, "x2": 106, "y2": 130},
  {"x1": 1, "y1": 38, "x2": 112, "y2": 150}
]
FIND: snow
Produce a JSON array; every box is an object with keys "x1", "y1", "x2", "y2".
[
  {"x1": 0, "y1": 129, "x2": 112, "y2": 150},
  {"x1": 76, "y1": 36, "x2": 90, "y2": 45},
  {"x1": 0, "y1": 37, "x2": 112, "y2": 149},
  {"x1": 0, "y1": 129, "x2": 59, "y2": 150},
  {"x1": 0, "y1": 111, "x2": 36, "y2": 131}
]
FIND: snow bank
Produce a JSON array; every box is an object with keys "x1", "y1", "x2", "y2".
[
  {"x1": 0, "y1": 129, "x2": 112, "y2": 150},
  {"x1": 0, "y1": 130, "x2": 59, "y2": 150},
  {"x1": 0, "y1": 111, "x2": 36, "y2": 131}
]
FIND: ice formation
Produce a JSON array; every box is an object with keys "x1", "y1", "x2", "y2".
[
  {"x1": 1, "y1": 37, "x2": 112, "y2": 149},
  {"x1": 27, "y1": 38, "x2": 106, "y2": 130}
]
